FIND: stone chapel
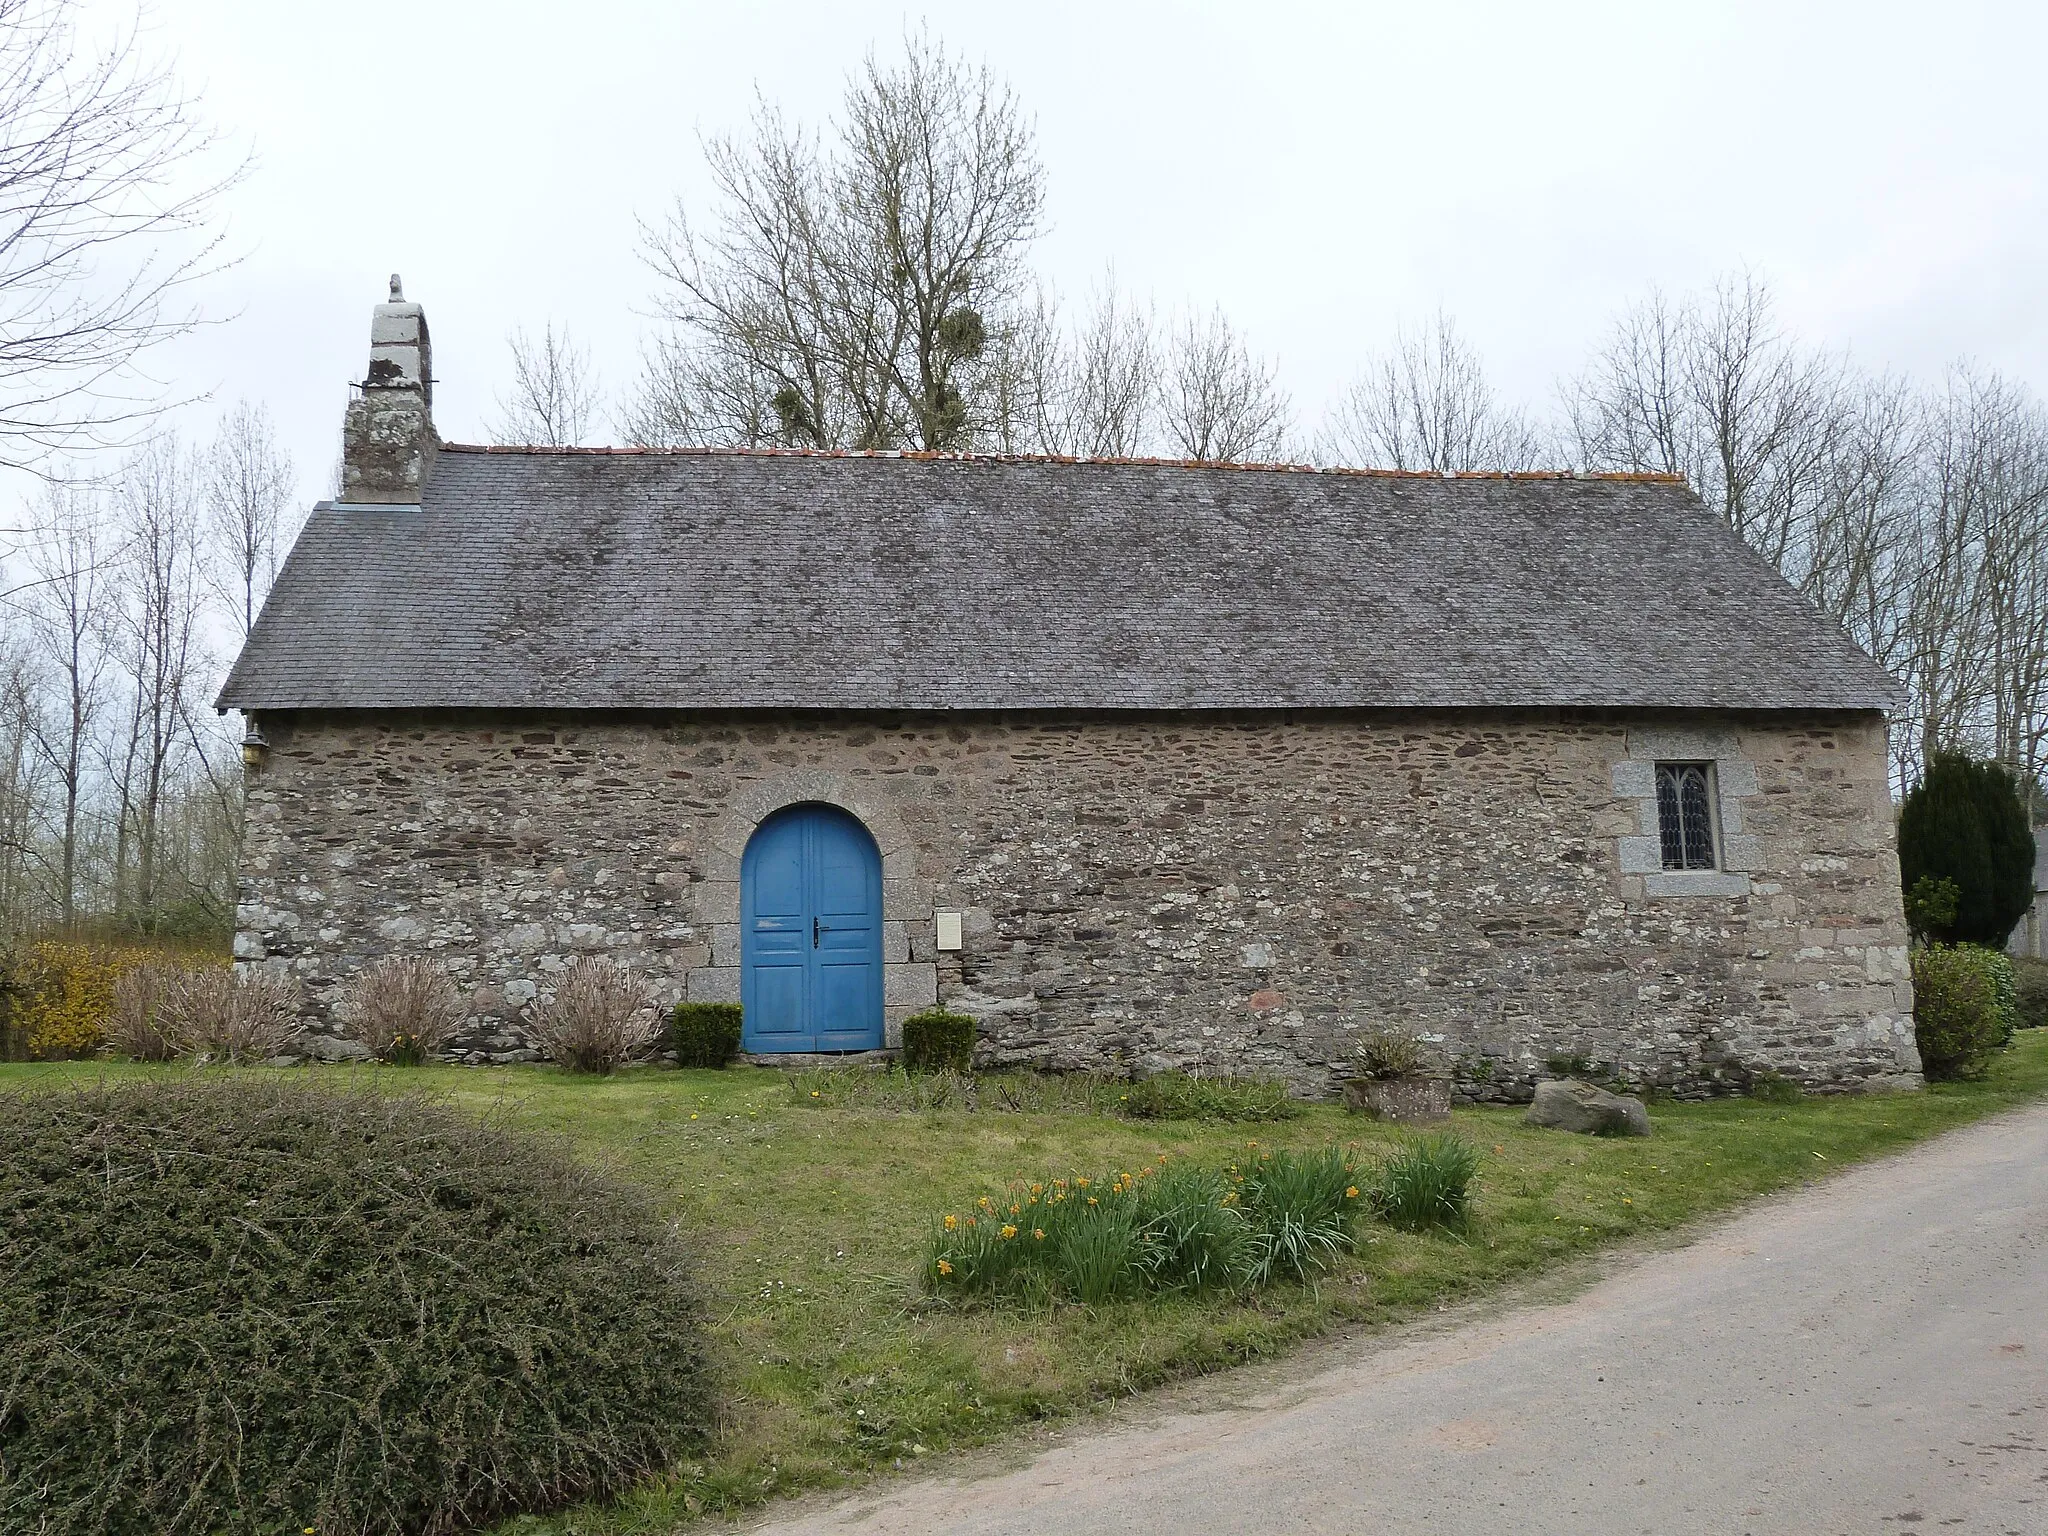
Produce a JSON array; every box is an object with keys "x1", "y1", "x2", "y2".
[{"x1": 218, "y1": 281, "x2": 1922, "y2": 1097}]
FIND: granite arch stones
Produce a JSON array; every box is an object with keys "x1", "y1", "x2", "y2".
[{"x1": 686, "y1": 769, "x2": 936, "y2": 1041}]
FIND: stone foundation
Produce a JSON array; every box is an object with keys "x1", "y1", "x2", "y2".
[{"x1": 235, "y1": 708, "x2": 1920, "y2": 1097}]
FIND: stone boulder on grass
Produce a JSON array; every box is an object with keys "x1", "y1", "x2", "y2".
[{"x1": 1524, "y1": 1078, "x2": 1652, "y2": 1137}]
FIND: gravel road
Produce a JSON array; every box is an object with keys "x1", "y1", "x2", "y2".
[{"x1": 752, "y1": 1103, "x2": 2048, "y2": 1536}]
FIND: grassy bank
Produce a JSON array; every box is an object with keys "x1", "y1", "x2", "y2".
[{"x1": 7, "y1": 1036, "x2": 2046, "y2": 1531}]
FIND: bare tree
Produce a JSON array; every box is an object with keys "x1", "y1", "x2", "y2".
[
  {"x1": 1564, "y1": 274, "x2": 1851, "y2": 567},
  {"x1": 1321, "y1": 311, "x2": 1544, "y2": 471},
  {"x1": 108, "y1": 435, "x2": 206, "y2": 919},
  {"x1": 203, "y1": 401, "x2": 299, "y2": 635},
  {"x1": 0, "y1": 0, "x2": 233, "y2": 473},
  {"x1": 997, "y1": 275, "x2": 1158, "y2": 457},
  {"x1": 1159, "y1": 307, "x2": 1292, "y2": 463},
  {"x1": 15, "y1": 479, "x2": 113, "y2": 925},
  {"x1": 632, "y1": 30, "x2": 1045, "y2": 451},
  {"x1": 490, "y1": 323, "x2": 602, "y2": 448}
]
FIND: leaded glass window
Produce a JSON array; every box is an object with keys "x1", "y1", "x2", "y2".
[{"x1": 1655, "y1": 763, "x2": 1717, "y2": 871}]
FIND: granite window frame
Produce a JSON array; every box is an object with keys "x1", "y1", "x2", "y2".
[
  {"x1": 1611, "y1": 730, "x2": 1761, "y2": 897},
  {"x1": 1655, "y1": 761, "x2": 1719, "y2": 871}
]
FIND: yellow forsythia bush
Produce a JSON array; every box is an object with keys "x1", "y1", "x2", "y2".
[{"x1": 9, "y1": 943, "x2": 143, "y2": 1059}]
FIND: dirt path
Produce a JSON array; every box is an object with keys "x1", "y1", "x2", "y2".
[{"x1": 751, "y1": 1104, "x2": 2048, "y2": 1535}]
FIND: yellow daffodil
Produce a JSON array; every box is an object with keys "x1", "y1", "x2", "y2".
[
  {"x1": 943, "y1": 1214, "x2": 958, "y2": 1231},
  {"x1": 936, "y1": 1259, "x2": 953, "y2": 1276},
  {"x1": 1032, "y1": 1228, "x2": 1045, "y2": 1241},
  {"x1": 1345, "y1": 1186, "x2": 1359, "y2": 1199},
  {"x1": 1000, "y1": 1224, "x2": 1018, "y2": 1240}
]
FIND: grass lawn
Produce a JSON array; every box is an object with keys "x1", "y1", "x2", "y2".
[{"x1": 7, "y1": 1034, "x2": 2047, "y2": 1532}]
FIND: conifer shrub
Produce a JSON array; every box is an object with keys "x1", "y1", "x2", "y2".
[
  {"x1": 671, "y1": 1001, "x2": 743, "y2": 1068},
  {"x1": 900, "y1": 1007, "x2": 977, "y2": 1074},
  {"x1": 0, "y1": 1077, "x2": 712, "y2": 1536},
  {"x1": 1897, "y1": 751, "x2": 2034, "y2": 946},
  {"x1": 1910, "y1": 943, "x2": 2007, "y2": 1080}
]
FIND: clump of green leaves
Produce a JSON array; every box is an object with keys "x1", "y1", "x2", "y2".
[
  {"x1": 923, "y1": 1145, "x2": 1364, "y2": 1303},
  {"x1": 1351, "y1": 1026, "x2": 1429, "y2": 1080},
  {"x1": 1373, "y1": 1132, "x2": 1481, "y2": 1234},
  {"x1": 1117, "y1": 1071, "x2": 1301, "y2": 1122},
  {"x1": 0, "y1": 1077, "x2": 712, "y2": 1535}
]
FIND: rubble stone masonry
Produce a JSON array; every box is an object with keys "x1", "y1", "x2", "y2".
[{"x1": 236, "y1": 708, "x2": 1920, "y2": 1098}]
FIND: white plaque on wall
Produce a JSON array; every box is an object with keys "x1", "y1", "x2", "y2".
[{"x1": 935, "y1": 910, "x2": 963, "y2": 951}]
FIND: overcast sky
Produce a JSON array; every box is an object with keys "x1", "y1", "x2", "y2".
[{"x1": 104, "y1": 0, "x2": 2048, "y2": 503}]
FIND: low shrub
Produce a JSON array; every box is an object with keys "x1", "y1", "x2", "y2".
[
  {"x1": 923, "y1": 1145, "x2": 1364, "y2": 1303},
  {"x1": 1910, "y1": 943, "x2": 2006, "y2": 1080},
  {"x1": 1117, "y1": 1071, "x2": 1302, "y2": 1122},
  {"x1": 900, "y1": 1007, "x2": 977, "y2": 1074},
  {"x1": 1980, "y1": 945, "x2": 2019, "y2": 1044},
  {"x1": 671, "y1": 1001, "x2": 743, "y2": 1068},
  {"x1": 162, "y1": 965, "x2": 300, "y2": 1063},
  {"x1": 2014, "y1": 955, "x2": 2048, "y2": 1029},
  {"x1": 342, "y1": 956, "x2": 465, "y2": 1064},
  {"x1": 5, "y1": 941, "x2": 127, "y2": 1059},
  {"x1": 0, "y1": 1077, "x2": 712, "y2": 1535},
  {"x1": 107, "y1": 958, "x2": 190, "y2": 1061},
  {"x1": 1351, "y1": 1025, "x2": 1429, "y2": 1080},
  {"x1": 1374, "y1": 1132, "x2": 1480, "y2": 1234},
  {"x1": 528, "y1": 957, "x2": 658, "y2": 1074}
]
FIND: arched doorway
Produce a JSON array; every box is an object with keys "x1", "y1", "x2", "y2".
[{"x1": 740, "y1": 802, "x2": 885, "y2": 1052}]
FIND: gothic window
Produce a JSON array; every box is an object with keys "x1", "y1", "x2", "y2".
[{"x1": 1655, "y1": 763, "x2": 1717, "y2": 871}]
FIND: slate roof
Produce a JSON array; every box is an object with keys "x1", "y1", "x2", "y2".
[{"x1": 216, "y1": 447, "x2": 1903, "y2": 714}]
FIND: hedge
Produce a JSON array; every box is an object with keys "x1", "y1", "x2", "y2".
[{"x1": 0, "y1": 1077, "x2": 713, "y2": 1534}]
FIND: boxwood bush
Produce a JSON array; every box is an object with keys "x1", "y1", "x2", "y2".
[
  {"x1": 900, "y1": 1007, "x2": 977, "y2": 1074},
  {"x1": 672, "y1": 1001, "x2": 744, "y2": 1068},
  {"x1": 0, "y1": 1077, "x2": 712, "y2": 1535},
  {"x1": 1910, "y1": 943, "x2": 2008, "y2": 1080}
]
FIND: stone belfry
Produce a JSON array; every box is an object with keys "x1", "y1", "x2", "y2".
[{"x1": 339, "y1": 275, "x2": 437, "y2": 504}]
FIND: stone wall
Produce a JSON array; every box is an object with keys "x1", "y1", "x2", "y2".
[{"x1": 235, "y1": 708, "x2": 1920, "y2": 1097}]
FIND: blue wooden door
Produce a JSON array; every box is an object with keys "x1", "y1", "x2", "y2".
[{"x1": 741, "y1": 804, "x2": 884, "y2": 1052}]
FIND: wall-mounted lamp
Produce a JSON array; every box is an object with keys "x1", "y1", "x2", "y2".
[{"x1": 241, "y1": 719, "x2": 269, "y2": 771}]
